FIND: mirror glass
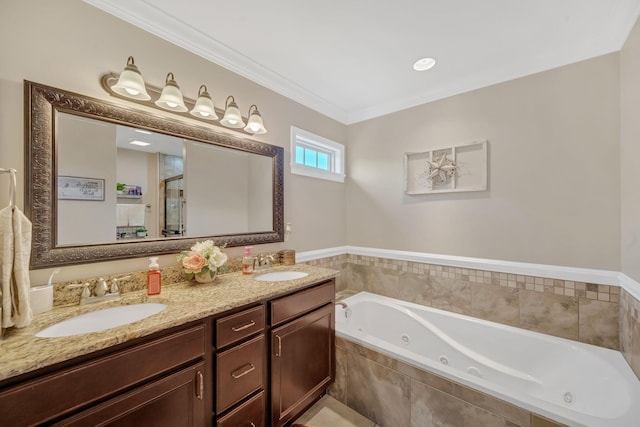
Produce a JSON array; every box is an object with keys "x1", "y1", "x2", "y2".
[
  {"x1": 26, "y1": 81, "x2": 284, "y2": 268},
  {"x1": 56, "y1": 113, "x2": 273, "y2": 246}
]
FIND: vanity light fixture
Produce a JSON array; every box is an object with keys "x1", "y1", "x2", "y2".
[
  {"x1": 102, "y1": 57, "x2": 268, "y2": 135},
  {"x1": 111, "y1": 56, "x2": 151, "y2": 100},
  {"x1": 155, "y1": 72, "x2": 188, "y2": 112},
  {"x1": 220, "y1": 96, "x2": 245, "y2": 128},
  {"x1": 244, "y1": 104, "x2": 267, "y2": 134},
  {"x1": 189, "y1": 85, "x2": 218, "y2": 120}
]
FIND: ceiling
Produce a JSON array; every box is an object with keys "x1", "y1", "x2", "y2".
[{"x1": 85, "y1": 0, "x2": 640, "y2": 125}]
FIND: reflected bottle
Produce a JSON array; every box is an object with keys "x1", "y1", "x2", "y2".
[{"x1": 242, "y1": 246, "x2": 254, "y2": 275}]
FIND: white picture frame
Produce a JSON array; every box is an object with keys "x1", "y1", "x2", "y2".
[{"x1": 404, "y1": 140, "x2": 487, "y2": 195}]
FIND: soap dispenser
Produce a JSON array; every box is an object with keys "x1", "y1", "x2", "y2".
[
  {"x1": 147, "y1": 257, "x2": 162, "y2": 295},
  {"x1": 242, "y1": 246, "x2": 254, "y2": 275}
]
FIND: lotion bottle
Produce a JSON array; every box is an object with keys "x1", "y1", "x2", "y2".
[
  {"x1": 147, "y1": 257, "x2": 162, "y2": 295},
  {"x1": 242, "y1": 246, "x2": 254, "y2": 275}
]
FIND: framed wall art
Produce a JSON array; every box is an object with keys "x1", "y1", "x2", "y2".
[
  {"x1": 404, "y1": 140, "x2": 487, "y2": 194},
  {"x1": 57, "y1": 176, "x2": 105, "y2": 201}
]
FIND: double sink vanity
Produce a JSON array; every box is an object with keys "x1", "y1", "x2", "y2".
[{"x1": 0, "y1": 265, "x2": 337, "y2": 426}]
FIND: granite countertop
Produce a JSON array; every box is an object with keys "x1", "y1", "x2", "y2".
[{"x1": 0, "y1": 264, "x2": 338, "y2": 382}]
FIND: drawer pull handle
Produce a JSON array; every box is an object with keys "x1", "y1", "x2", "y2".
[
  {"x1": 231, "y1": 320, "x2": 256, "y2": 332},
  {"x1": 275, "y1": 334, "x2": 282, "y2": 357},
  {"x1": 231, "y1": 363, "x2": 256, "y2": 379},
  {"x1": 250, "y1": 423, "x2": 256, "y2": 427},
  {"x1": 196, "y1": 370, "x2": 203, "y2": 400}
]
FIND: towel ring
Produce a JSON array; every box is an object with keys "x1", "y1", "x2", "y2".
[{"x1": 0, "y1": 168, "x2": 17, "y2": 208}]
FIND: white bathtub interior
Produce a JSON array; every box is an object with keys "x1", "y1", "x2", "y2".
[{"x1": 335, "y1": 292, "x2": 640, "y2": 427}]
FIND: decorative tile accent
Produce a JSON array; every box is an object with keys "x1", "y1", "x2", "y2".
[{"x1": 344, "y1": 254, "x2": 619, "y2": 300}]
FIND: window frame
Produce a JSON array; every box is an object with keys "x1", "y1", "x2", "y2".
[{"x1": 290, "y1": 126, "x2": 345, "y2": 183}]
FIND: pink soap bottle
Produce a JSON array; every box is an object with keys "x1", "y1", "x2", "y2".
[
  {"x1": 147, "y1": 257, "x2": 162, "y2": 295},
  {"x1": 242, "y1": 246, "x2": 254, "y2": 275}
]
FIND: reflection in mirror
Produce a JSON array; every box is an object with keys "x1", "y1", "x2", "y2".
[
  {"x1": 56, "y1": 114, "x2": 273, "y2": 246},
  {"x1": 25, "y1": 81, "x2": 284, "y2": 268}
]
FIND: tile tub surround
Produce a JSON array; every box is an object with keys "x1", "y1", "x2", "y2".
[
  {"x1": 338, "y1": 254, "x2": 620, "y2": 350},
  {"x1": 621, "y1": 288, "x2": 640, "y2": 378},
  {"x1": 1, "y1": 264, "x2": 338, "y2": 382},
  {"x1": 329, "y1": 336, "x2": 567, "y2": 427}
]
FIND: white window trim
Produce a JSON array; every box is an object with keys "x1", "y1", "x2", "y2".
[{"x1": 290, "y1": 126, "x2": 345, "y2": 183}]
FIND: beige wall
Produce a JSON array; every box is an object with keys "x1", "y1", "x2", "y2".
[
  {"x1": 346, "y1": 54, "x2": 621, "y2": 270},
  {"x1": 0, "y1": 0, "x2": 347, "y2": 284},
  {"x1": 621, "y1": 18, "x2": 640, "y2": 282}
]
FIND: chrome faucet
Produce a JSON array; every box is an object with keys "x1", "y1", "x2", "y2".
[
  {"x1": 335, "y1": 301, "x2": 352, "y2": 318},
  {"x1": 254, "y1": 254, "x2": 275, "y2": 270},
  {"x1": 67, "y1": 276, "x2": 127, "y2": 305}
]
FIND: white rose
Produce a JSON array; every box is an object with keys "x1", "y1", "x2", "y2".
[{"x1": 209, "y1": 248, "x2": 228, "y2": 268}]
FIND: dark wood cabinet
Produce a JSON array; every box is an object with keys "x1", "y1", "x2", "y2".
[
  {"x1": 0, "y1": 322, "x2": 208, "y2": 426},
  {"x1": 53, "y1": 361, "x2": 206, "y2": 426},
  {"x1": 269, "y1": 280, "x2": 335, "y2": 427}
]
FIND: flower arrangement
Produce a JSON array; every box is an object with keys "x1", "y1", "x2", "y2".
[{"x1": 177, "y1": 240, "x2": 227, "y2": 282}]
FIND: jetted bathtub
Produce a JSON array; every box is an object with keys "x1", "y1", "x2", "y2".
[{"x1": 335, "y1": 292, "x2": 640, "y2": 427}]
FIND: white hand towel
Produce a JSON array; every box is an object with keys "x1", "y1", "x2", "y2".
[
  {"x1": 116, "y1": 204, "x2": 130, "y2": 227},
  {"x1": 0, "y1": 206, "x2": 33, "y2": 329},
  {"x1": 128, "y1": 205, "x2": 146, "y2": 227}
]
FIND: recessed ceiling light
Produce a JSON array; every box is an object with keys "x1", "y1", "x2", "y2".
[
  {"x1": 130, "y1": 140, "x2": 151, "y2": 147},
  {"x1": 413, "y1": 57, "x2": 436, "y2": 71},
  {"x1": 134, "y1": 129, "x2": 152, "y2": 135}
]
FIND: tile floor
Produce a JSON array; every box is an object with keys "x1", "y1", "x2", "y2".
[{"x1": 293, "y1": 395, "x2": 378, "y2": 427}]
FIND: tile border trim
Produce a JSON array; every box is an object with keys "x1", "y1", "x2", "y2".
[{"x1": 297, "y1": 246, "x2": 640, "y2": 301}]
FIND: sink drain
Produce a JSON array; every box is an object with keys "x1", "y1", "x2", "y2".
[
  {"x1": 439, "y1": 355, "x2": 449, "y2": 365},
  {"x1": 401, "y1": 334, "x2": 410, "y2": 345}
]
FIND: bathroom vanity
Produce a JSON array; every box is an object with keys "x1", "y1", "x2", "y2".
[{"x1": 0, "y1": 266, "x2": 336, "y2": 426}]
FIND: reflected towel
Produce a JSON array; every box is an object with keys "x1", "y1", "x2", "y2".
[
  {"x1": 116, "y1": 204, "x2": 129, "y2": 227},
  {"x1": 0, "y1": 206, "x2": 33, "y2": 329},
  {"x1": 128, "y1": 204, "x2": 146, "y2": 227}
]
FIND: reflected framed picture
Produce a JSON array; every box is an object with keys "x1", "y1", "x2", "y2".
[{"x1": 57, "y1": 176, "x2": 105, "y2": 201}]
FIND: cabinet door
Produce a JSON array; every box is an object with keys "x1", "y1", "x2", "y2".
[
  {"x1": 54, "y1": 362, "x2": 206, "y2": 427},
  {"x1": 271, "y1": 303, "x2": 334, "y2": 427}
]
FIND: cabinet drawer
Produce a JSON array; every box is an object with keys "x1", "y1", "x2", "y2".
[
  {"x1": 0, "y1": 323, "x2": 205, "y2": 426},
  {"x1": 217, "y1": 390, "x2": 265, "y2": 427},
  {"x1": 217, "y1": 334, "x2": 265, "y2": 413},
  {"x1": 216, "y1": 305, "x2": 264, "y2": 348},
  {"x1": 270, "y1": 280, "x2": 335, "y2": 326}
]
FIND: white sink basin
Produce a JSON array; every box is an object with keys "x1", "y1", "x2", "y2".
[
  {"x1": 255, "y1": 271, "x2": 309, "y2": 282},
  {"x1": 35, "y1": 303, "x2": 167, "y2": 338}
]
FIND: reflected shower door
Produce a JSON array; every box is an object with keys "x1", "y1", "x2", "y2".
[{"x1": 163, "y1": 175, "x2": 184, "y2": 237}]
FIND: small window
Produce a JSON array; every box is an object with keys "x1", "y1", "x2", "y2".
[{"x1": 290, "y1": 126, "x2": 345, "y2": 183}]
